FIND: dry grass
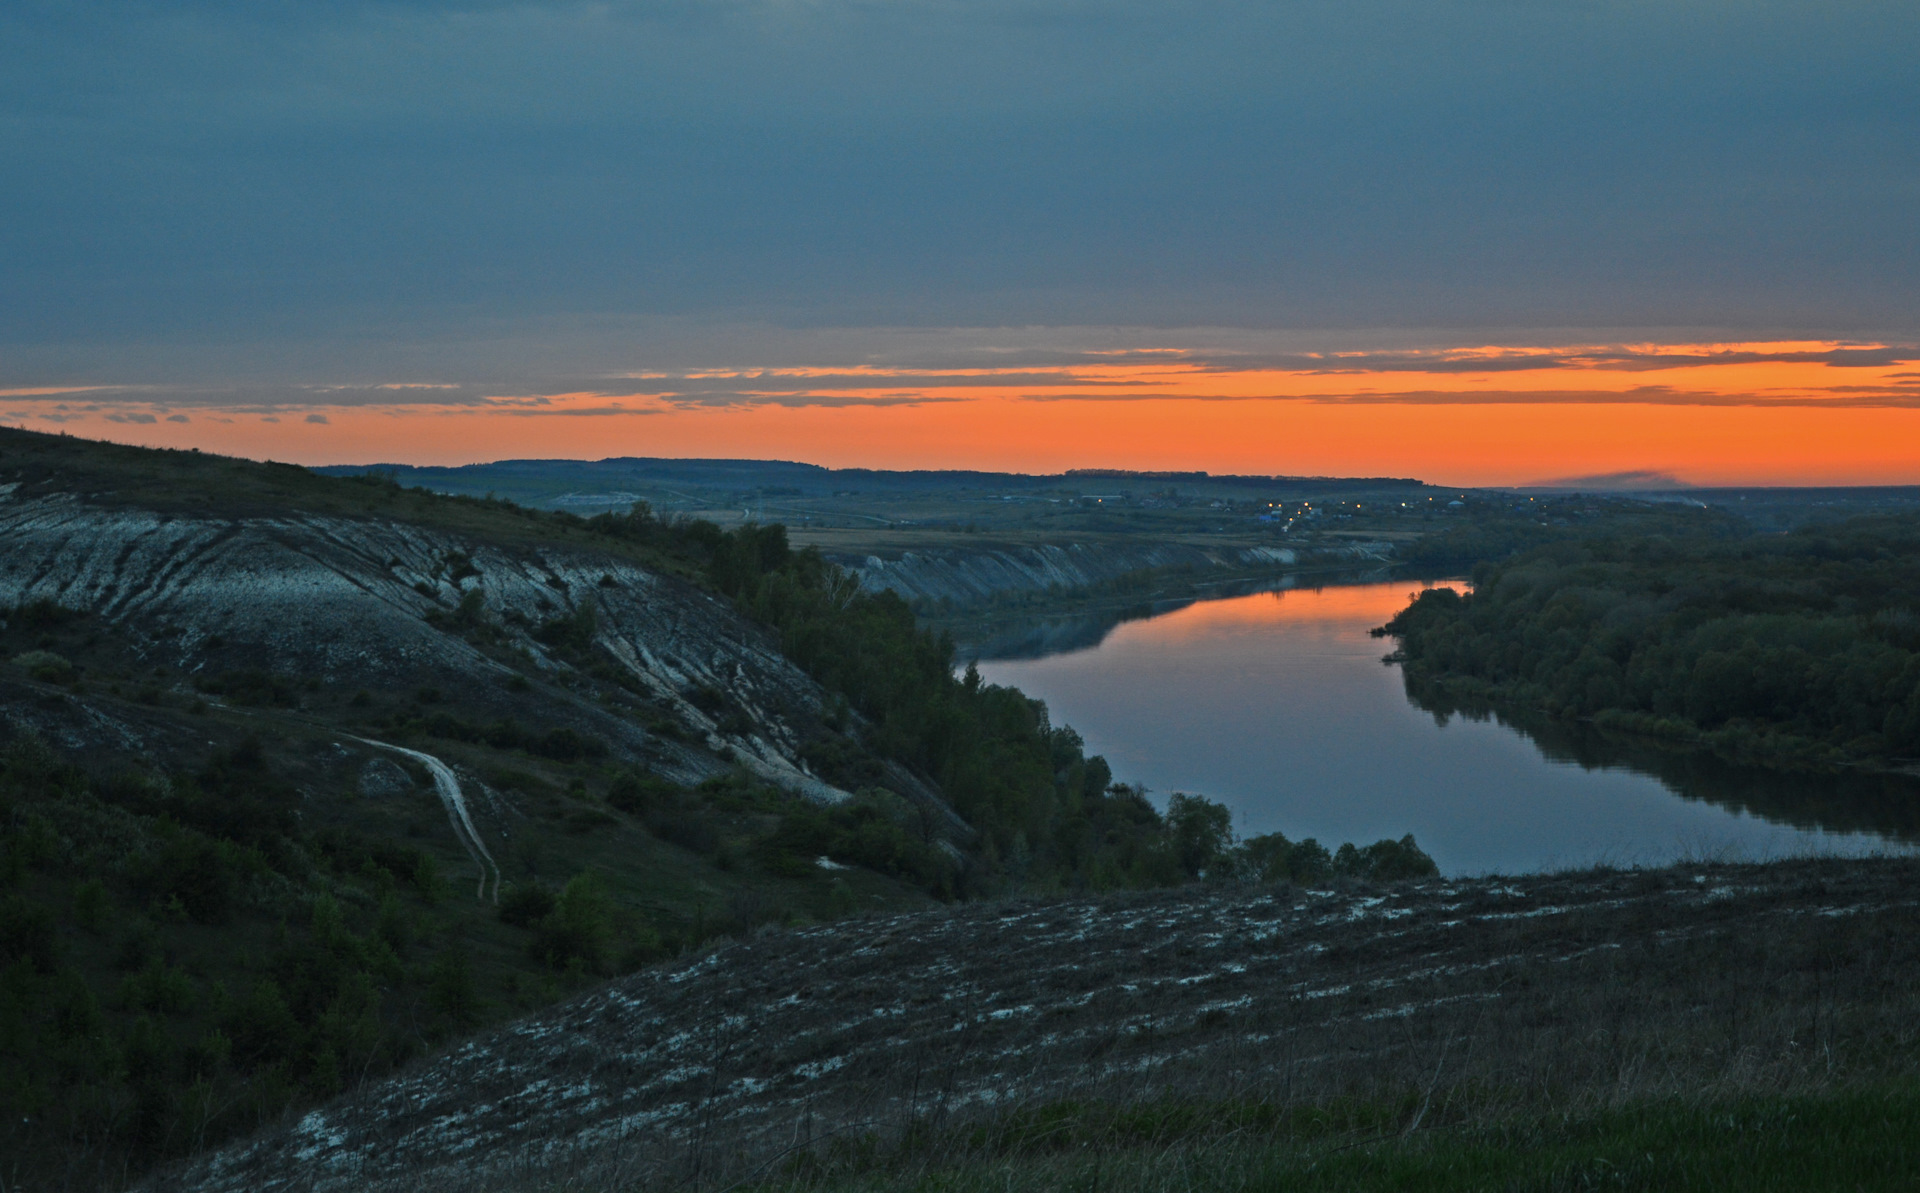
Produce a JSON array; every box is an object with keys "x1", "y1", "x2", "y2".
[{"x1": 138, "y1": 857, "x2": 1920, "y2": 1192}]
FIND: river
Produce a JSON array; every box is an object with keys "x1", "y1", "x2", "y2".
[{"x1": 967, "y1": 579, "x2": 1920, "y2": 875}]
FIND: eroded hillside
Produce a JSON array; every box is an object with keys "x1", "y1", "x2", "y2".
[
  {"x1": 0, "y1": 484, "x2": 857, "y2": 805},
  {"x1": 9, "y1": 430, "x2": 1434, "y2": 1190},
  {"x1": 0, "y1": 431, "x2": 986, "y2": 1189}
]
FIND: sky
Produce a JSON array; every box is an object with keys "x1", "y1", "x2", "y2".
[{"x1": 3, "y1": 1, "x2": 1917, "y2": 485}]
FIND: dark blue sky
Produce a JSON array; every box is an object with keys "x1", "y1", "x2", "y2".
[{"x1": 4, "y1": 0, "x2": 1917, "y2": 387}]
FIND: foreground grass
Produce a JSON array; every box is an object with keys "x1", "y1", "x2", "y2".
[{"x1": 748, "y1": 1086, "x2": 1920, "y2": 1192}]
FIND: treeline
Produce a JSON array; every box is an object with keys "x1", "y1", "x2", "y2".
[
  {"x1": 585, "y1": 505, "x2": 1436, "y2": 893},
  {"x1": 1396, "y1": 501, "x2": 1741, "y2": 567},
  {"x1": 1379, "y1": 514, "x2": 1920, "y2": 766}
]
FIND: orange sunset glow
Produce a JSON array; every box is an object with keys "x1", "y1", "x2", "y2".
[{"x1": 10, "y1": 339, "x2": 1918, "y2": 485}]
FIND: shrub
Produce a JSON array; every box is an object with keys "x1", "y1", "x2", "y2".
[
  {"x1": 0, "y1": 894, "x2": 57, "y2": 971},
  {"x1": 73, "y1": 879, "x2": 107, "y2": 933},
  {"x1": 119, "y1": 958, "x2": 197, "y2": 1015},
  {"x1": 1166, "y1": 793, "x2": 1233, "y2": 878},
  {"x1": 535, "y1": 604, "x2": 597, "y2": 653},
  {"x1": 1337, "y1": 834, "x2": 1440, "y2": 882},
  {"x1": 1286, "y1": 839, "x2": 1335, "y2": 884},
  {"x1": 375, "y1": 894, "x2": 411, "y2": 954},
  {"x1": 498, "y1": 882, "x2": 557, "y2": 928},
  {"x1": 529, "y1": 871, "x2": 613, "y2": 972},
  {"x1": 11, "y1": 598, "x2": 81, "y2": 630},
  {"x1": 223, "y1": 978, "x2": 298, "y2": 1063},
  {"x1": 427, "y1": 945, "x2": 481, "y2": 1031},
  {"x1": 563, "y1": 808, "x2": 618, "y2": 834},
  {"x1": 606, "y1": 769, "x2": 684, "y2": 817},
  {"x1": 139, "y1": 830, "x2": 242, "y2": 924},
  {"x1": 12, "y1": 649, "x2": 75, "y2": 683},
  {"x1": 1239, "y1": 833, "x2": 1335, "y2": 885},
  {"x1": 50, "y1": 967, "x2": 104, "y2": 1041},
  {"x1": 531, "y1": 727, "x2": 607, "y2": 762},
  {"x1": 608, "y1": 774, "x2": 720, "y2": 854}
]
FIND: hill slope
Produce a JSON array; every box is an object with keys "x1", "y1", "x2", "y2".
[
  {"x1": 145, "y1": 857, "x2": 1920, "y2": 1191},
  {"x1": 3, "y1": 429, "x2": 1440, "y2": 1188},
  {"x1": 0, "y1": 430, "x2": 970, "y2": 1187}
]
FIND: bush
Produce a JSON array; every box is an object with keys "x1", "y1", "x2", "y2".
[
  {"x1": 139, "y1": 830, "x2": 242, "y2": 924},
  {"x1": 50, "y1": 967, "x2": 105, "y2": 1041},
  {"x1": 223, "y1": 978, "x2": 299, "y2": 1063},
  {"x1": 529, "y1": 871, "x2": 613, "y2": 972},
  {"x1": 531, "y1": 726, "x2": 607, "y2": 762},
  {"x1": 606, "y1": 770, "x2": 684, "y2": 817},
  {"x1": 0, "y1": 894, "x2": 57, "y2": 971},
  {"x1": 73, "y1": 879, "x2": 107, "y2": 933},
  {"x1": 1239, "y1": 833, "x2": 1334, "y2": 885},
  {"x1": 119, "y1": 958, "x2": 198, "y2": 1015},
  {"x1": 12, "y1": 650, "x2": 74, "y2": 683},
  {"x1": 427, "y1": 945, "x2": 481, "y2": 1031},
  {"x1": 1337, "y1": 834, "x2": 1440, "y2": 881},
  {"x1": 11, "y1": 598, "x2": 81, "y2": 630},
  {"x1": 611, "y1": 776, "x2": 722, "y2": 854},
  {"x1": 498, "y1": 881, "x2": 557, "y2": 928},
  {"x1": 1166, "y1": 793, "x2": 1233, "y2": 878},
  {"x1": 535, "y1": 604, "x2": 598, "y2": 653}
]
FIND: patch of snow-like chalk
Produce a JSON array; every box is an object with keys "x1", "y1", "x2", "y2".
[{"x1": 793, "y1": 1057, "x2": 846, "y2": 1080}]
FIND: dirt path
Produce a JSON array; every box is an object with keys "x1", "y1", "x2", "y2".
[{"x1": 355, "y1": 736, "x2": 499, "y2": 903}]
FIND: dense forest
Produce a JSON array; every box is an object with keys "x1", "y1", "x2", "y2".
[{"x1": 1380, "y1": 514, "x2": 1920, "y2": 768}]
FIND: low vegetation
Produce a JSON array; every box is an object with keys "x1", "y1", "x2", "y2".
[
  {"x1": 142, "y1": 858, "x2": 1920, "y2": 1192},
  {"x1": 743, "y1": 1085, "x2": 1920, "y2": 1192}
]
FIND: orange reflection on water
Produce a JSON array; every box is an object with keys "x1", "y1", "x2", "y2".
[{"x1": 1113, "y1": 580, "x2": 1465, "y2": 646}]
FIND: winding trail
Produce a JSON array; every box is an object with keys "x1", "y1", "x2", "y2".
[{"x1": 354, "y1": 736, "x2": 499, "y2": 902}]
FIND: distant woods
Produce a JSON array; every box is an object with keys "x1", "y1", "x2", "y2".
[{"x1": 1380, "y1": 513, "x2": 1920, "y2": 768}]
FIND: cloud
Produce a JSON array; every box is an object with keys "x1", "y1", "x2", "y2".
[
  {"x1": 1018, "y1": 388, "x2": 1920, "y2": 408},
  {"x1": 2, "y1": 0, "x2": 1916, "y2": 351},
  {"x1": 494, "y1": 404, "x2": 666, "y2": 418},
  {"x1": 641, "y1": 391, "x2": 969, "y2": 410},
  {"x1": 7, "y1": 333, "x2": 1920, "y2": 420},
  {"x1": 1163, "y1": 344, "x2": 1920, "y2": 377},
  {"x1": 104, "y1": 411, "x2": 158, "y2": 424},
  {"x1": 166, "y1": 414, "x2": 189, "y2": 423}
]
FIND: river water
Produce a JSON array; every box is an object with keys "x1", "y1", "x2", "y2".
[{"x1": 967, "y1": 579, "x2": 1920, "y2": 876}]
